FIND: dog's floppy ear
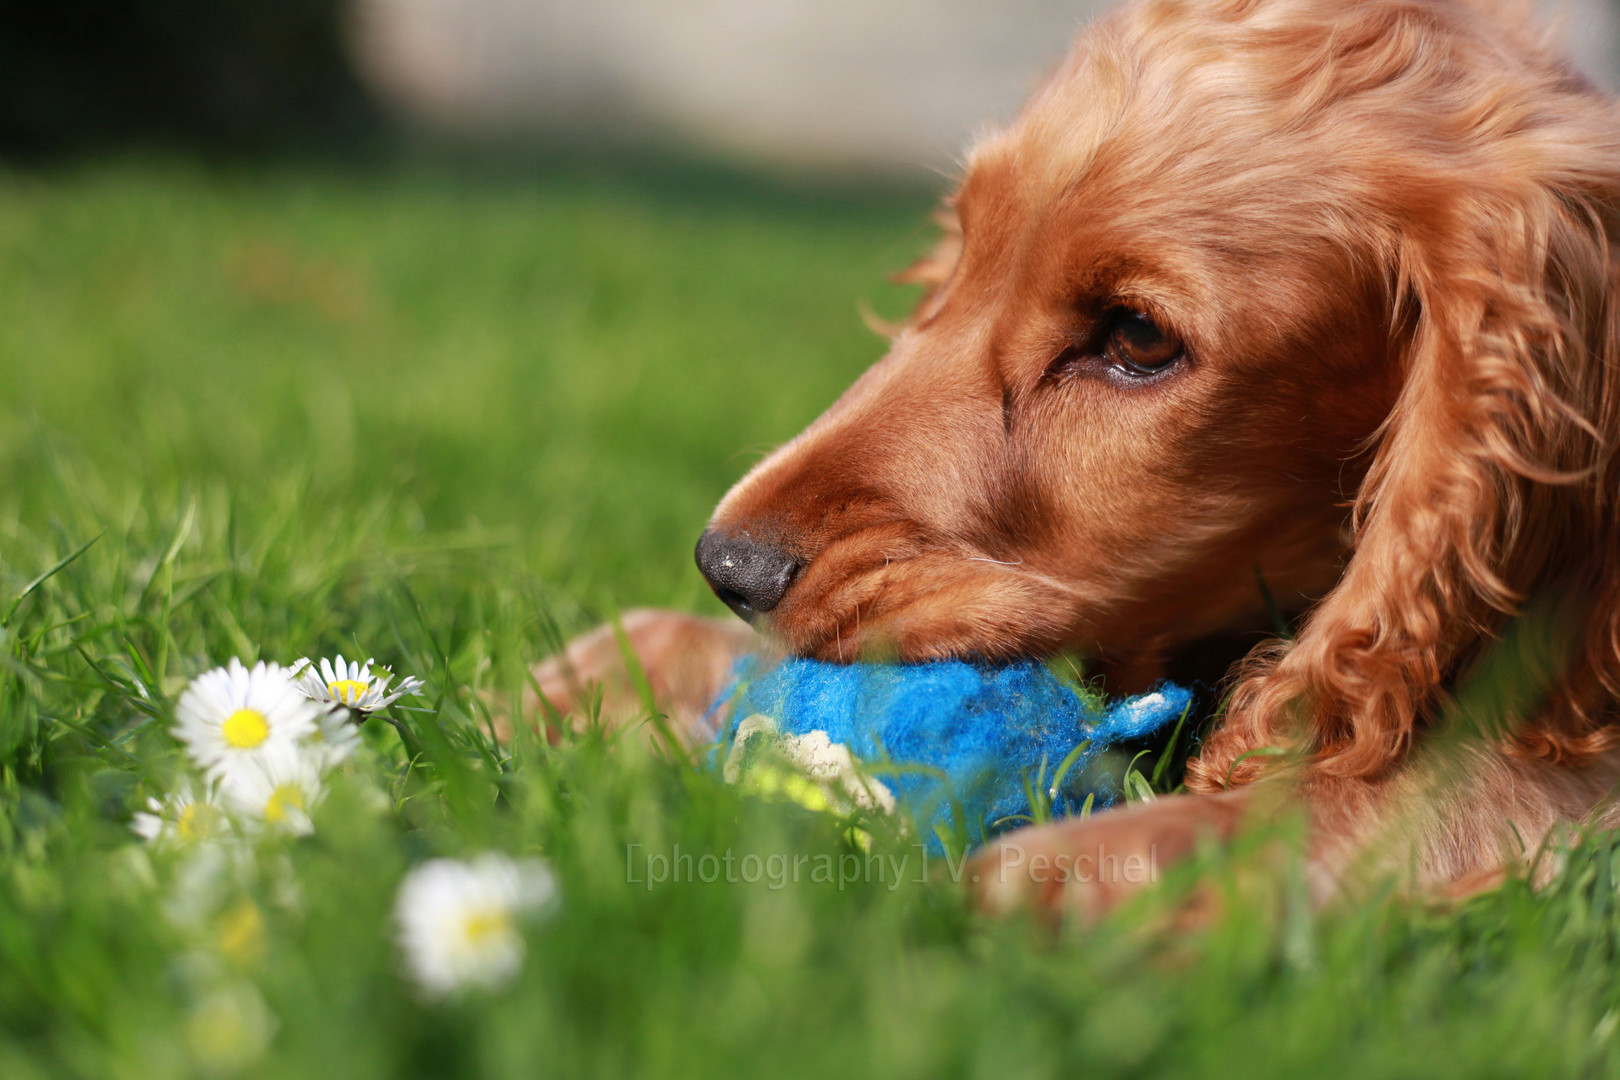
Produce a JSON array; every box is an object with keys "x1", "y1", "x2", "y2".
[{"x1": 1192, "y1": 136, "x2": 1620, "y2": 789}]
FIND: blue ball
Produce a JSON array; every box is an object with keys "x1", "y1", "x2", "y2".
[{"x1": 713, "y1": 657, "x2": 1192, "y2": 853}]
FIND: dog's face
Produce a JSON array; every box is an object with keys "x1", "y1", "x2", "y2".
[{"x1": 699, "y1": 1, "x2": 1418, "y2": 673}]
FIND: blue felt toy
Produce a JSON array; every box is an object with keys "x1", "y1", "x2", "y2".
[{"x1": 712, "y1": 657, "x2": 1191, "y2": 853}]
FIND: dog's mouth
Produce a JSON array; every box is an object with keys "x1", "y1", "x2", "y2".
[
  {"x1": 698, "y1": 518, "x2": 1285, "y2": 693},
  {"x1": 760, "y1": 547, "x2": 1278, "y2": 701},
  {"x1": 726, "y1": 531, "x2": 1088, "y2": 665}
]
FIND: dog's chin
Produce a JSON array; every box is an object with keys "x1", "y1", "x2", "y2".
[{"x1": 759, "y1": 556, "x2": 1091, "y2": 665}]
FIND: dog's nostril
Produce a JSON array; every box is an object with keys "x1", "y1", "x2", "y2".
[
  {"x1": 695, "y1": 528, "x2": 801, "y2": 624},
  {"x1": 710, "y1": 586, "x2": 756, "y2": 623}
]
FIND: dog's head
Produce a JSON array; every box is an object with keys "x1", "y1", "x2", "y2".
[{"x1": 698, "y1": 0, "x2": 1620, "y2": 781}]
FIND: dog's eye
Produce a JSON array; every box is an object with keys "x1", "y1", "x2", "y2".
[
  {"x1": 1043, "y1": 307, "x2": 1186, "y2": 384},
  {"x1": 1103, "y1": 310, "x2": 1183, "y2": 376}
]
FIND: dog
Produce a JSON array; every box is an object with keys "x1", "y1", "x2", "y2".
[{"x1": 535, "y1": 0, "x2": 1620, "y2": 916}]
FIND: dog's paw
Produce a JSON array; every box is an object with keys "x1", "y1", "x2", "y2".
[
  {"x1": 966, "y1": 791, "x2": 1251, "y2": 922},
  {"x1": 526, "y1": 608, "x2": 759, "y2": 743}
]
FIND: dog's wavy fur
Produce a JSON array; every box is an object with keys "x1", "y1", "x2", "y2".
[
  {"x1": 537, "y1": 0, "x2": 1620, "y2": 909},
  {"x1": 1177, "y1": 0, "x2": 1620, "y2": 791}
]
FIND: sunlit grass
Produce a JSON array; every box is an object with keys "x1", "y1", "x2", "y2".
[{"x1": 0, "y1": 157, "x2": 1618, "y2": 1078}]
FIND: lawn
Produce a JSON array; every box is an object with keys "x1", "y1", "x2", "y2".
[{"x1": 1, "y1": 156, "x2": 1618, "y2": 1079}]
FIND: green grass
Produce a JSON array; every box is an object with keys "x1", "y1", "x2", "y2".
[{"x1": 2, "y1": 156, "x2": 1620, "y2": 1079}]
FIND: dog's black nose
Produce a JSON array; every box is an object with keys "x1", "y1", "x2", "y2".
[{"x1": 695, "y1": 529, "x2": 800, "y2": 623}]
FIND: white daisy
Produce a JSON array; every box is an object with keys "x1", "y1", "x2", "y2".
[
  {"x1": 291, "y1": 654, "x2": 424, "y2": 714},
  {"x1": 394, "y1": 853, "x2": 557, "y2": 996},
  {"x1": 132, "y1": 780, "x2": 227, "y2": 845},
  {"x1": 174, "y1": 659, "x2": 321, "y2": 776},
  {"x1": 217, "y1": 744, "x2": 327, "y2": 836}
]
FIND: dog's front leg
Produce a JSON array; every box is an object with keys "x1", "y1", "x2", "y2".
[
  {"x1": 962, "y1": 772, "x2": 1441, "y2": 921},
  {"x1": 527, "y1": 609, "x2": 760, "y2": 743},
  {"x1": 964, "y1": 748, "x2": 1620, "y2": 920},
  {"x1": 966, "y1": 789, "x2": 1258, "y2": 921}
]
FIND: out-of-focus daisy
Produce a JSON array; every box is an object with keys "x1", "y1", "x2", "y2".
[
  {"x1": 174, "y1": 659, "x2": 320, "y2": 776},
  {"x1": 218, "y1": 744, "x2": 327, "y2": 836},
  {"x1": 394, "y1": 853, "x2": 557, "y2": 996},
  {"x1": 163, "y1": 843, "x2": 253, "y2": 928},
  {"x1": 309, "y1": 706, "x2": 361, "y2": 769},
  {"x1": 292, "y1": 654, "x2": 424, "y2": 715},
  {"x1": 132, "y1": 780, "x2": 226, "y2": 845},
  {"x1": 184, "y1": 979, "x2": 276, "y2": 1074},
  {"x1": 215, "y1": 898, "x2": 268, "y2": 968}
]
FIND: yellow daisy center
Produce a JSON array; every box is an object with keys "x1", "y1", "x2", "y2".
[
  {"x1": 175, "y1": 801, "x2": 219, "y2": 842},
  {"x1": 222, "y1": 709, "x2": 270, "y2": 749},
  {"x1": 263, "y1": 783, "x2": 305, "y2": 825},
  {"x1": 462, "y1": 908, "x2": 512, "y2": 946},
  {"x1": 217, "y1": 900, "x2": 267, "y2": 966},
  {"x1": 328, "y1": 679, "x2": 369, "y2": 705}
]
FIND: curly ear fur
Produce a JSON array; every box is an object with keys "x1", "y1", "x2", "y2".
[{"x1": 1190, "y1": 37, "x2": 1620, "y2": 789}]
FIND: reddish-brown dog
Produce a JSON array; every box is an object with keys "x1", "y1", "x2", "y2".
[{"x1": 537, "y1": 0, "x2": 1620, "y2": 914}]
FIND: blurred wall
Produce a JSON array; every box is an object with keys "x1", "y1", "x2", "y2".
[
  {"x1": 354, "y1": 0, "x2": 1620, "y2": 175},
  {"x1": 353, "y1": 0, "x2": 1102, "y2": 172}
]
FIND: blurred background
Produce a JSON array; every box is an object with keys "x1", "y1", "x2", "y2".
[{"x1": 3, "y1": 0, "x2": 1616, "y2": 169}]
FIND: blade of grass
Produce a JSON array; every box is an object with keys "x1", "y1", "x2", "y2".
[
  {"x1": 1225, "y1": 745, "x2": 1289, "y2": 788},
  {"x1": 1254, "y1": 564, "x2": 1292, "y2": 640},
  {"x1": 1150, "y1": 703, "x2": 1192, "y2": 787},
  {"x1": 5, "y1": 530, "x2": 104, "y2": 628},
  {"x1": 608, "y1": 609, "x2": 688, "y2": 767},
  {"x1": 1047, "y1": 739, "x2": 1092, "y2": 804}
]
